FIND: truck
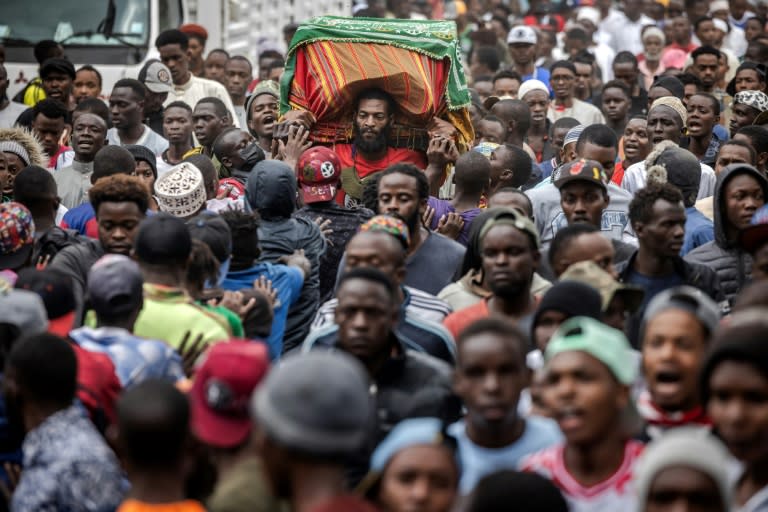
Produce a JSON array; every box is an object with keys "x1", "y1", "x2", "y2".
[{"x1": 1, "y1": 0, "x2": 352, "y2": 99}]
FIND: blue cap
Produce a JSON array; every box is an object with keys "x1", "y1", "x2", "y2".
[{"x1": 370, "y1": 417, "x2": 459, "y2": 472}]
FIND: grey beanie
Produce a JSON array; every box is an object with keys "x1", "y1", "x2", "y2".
[
  {"x1": 635, "y1": 427, "x2": 732, "y2": 512},
  {"x1": 250, "y1": 351, "x2": 373, "y2": 457},
  {"x1": 0, "y1": 141, "x2": 31, "y2": 166},
  {"x1": 645, "y1": 142, "x2": 702, "y2": 207},
  {"x1": 642, "y1": 285, "x2": 721, "y2": 338}
]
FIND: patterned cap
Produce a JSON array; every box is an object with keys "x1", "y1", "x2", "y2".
[
  {"x1": 563, "y1": 124, "x2": 585, "y2": 146},
  {"x1": 733, "y1": 90, "x2": 768, "y2": 113},
  {"x1": 297, "y1": 146, "x2": 342, "y2": 203},
  {"x1": 154, "y1": 162, "x2": 207, "y2": 219},
  {"x1": 555, "y1": 158, "x2": 608, "y2": 192},
  {"x1": 359, "y1": 215, "x2": 411, "y2": 250},
  {"x1": 0, "y1": 202, "x2": 35, "y2": 270},
  {"x1": 252, "y1": 80, "x2": 280, "y2": 99}
]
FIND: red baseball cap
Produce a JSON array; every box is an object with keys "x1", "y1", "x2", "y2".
[
  {"x1": 190, "y1": 340, "x2": 269, "y2": 448},
  {"x1": 297, "y1": 146, "x2": 342, "y2": 203}
]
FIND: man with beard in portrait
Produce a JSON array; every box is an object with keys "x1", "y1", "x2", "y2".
[{"x1": 334, "y1": 89, "x2": 428, "y2": 207}]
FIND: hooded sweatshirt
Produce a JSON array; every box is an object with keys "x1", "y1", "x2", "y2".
[
  {"x1": 246, "y1": 160, "x2": 326, "y2": 352},
  {"x1": 684, "y1": 165, "x2": 768, "y2": 306}
]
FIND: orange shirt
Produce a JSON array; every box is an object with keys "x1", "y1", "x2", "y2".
[{"x1": 117, "y1": 499, "x2": 207, "y2": 512}]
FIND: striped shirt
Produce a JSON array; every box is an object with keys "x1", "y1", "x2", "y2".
[{"x1": 312, "y1": 286, "x2": 453, "y2": 329}]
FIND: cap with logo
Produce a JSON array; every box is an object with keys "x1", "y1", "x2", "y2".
[
  {"x1": 0, "y1": 202, "x2": 35, "y2": 271},
  {"x1": 297, "y1": 146, "x2": 342, "y2": 203},
  {"x1": 191, "y1": 340, "x2": 270, "y2": 448},
  {"x1": 138, "y1": 59, "x2": 173, "y2": 94},
  {"x1": 507, "y1": 25, "x2": 537, "y2": 45},
  {"x1": 554, "y1": 158, "x2": 608, "y2": 192}
]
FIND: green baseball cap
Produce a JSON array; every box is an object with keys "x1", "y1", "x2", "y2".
[{"x1": 545, "y1": 316, "x2": 637, "y2": 385}]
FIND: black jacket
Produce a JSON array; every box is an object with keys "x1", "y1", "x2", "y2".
[
  {"x1": 684, "y1": 165, "x2": 768, "y2": 306},
  {"x1": 307, "y1": 335, "x2": 461, "y2": 484},
  {"x1": 48, "y1": 238, "x2": 106, "y2": 326},
  {"x1": 246, "y1": 161, "x2": 326, "y2": 352},
  {"x1": 616, "y1": 250, "x2": 726, "y2": 347}
]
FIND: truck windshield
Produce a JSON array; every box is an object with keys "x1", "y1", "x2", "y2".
[{"x1": 0, "y1": 0, "x2": 149, "y2": 46}]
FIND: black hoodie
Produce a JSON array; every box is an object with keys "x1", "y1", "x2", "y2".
[
  {"x1": 685, "y1": 164, "x2": 768, "y2": 306},
  {"x1": 246, "y1": 160, "x2": 326, "y2": 351}
]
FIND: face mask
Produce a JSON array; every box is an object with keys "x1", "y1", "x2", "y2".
[{"x1": 238, "y1": 143, "x2": 265, "y2": 171}]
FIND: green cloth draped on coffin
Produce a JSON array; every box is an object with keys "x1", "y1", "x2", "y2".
[{"x1": 279, "y1": 16, "x2": 474, "y2": 151}]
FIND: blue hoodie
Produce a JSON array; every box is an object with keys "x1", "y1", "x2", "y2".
[{"x1": 222, "y1": 262, "x2": 304, "y2": 359}]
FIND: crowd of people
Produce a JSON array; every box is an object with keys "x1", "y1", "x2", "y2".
[{"x1": 1, "y1": 0, "x2": 768, "y2": 511}]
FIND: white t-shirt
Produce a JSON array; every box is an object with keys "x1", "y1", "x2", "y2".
[
  {"x1": 521, "y1": 441, "x2": 644, "y2": 512},
  {"x1": 163, "y1": 75, "x2": 240, "y2": 128},
  {"x1": 0, "y1": 102, "x2": 28, "y2": 129},
  {"x1": 621, "y1": 160, "x2": 716, "y2": 199},
  {"x1": 107, "y1": 125, "x2": 169, "y2": 157}
]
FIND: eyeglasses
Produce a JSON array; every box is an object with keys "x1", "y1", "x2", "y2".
[{"x1": 551, "y1": 75, "x2": 575, "y2": 83}]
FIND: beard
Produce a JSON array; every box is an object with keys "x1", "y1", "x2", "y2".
[
  {"x1": 402, "y1": 210, "x2": 421, "y2": 238},
  {"x1": 353, "y1": 121, "x2": 389, "y2": 154},
  {"x1": 488, "y1": 274, "x2": 531, "y2": 300}
]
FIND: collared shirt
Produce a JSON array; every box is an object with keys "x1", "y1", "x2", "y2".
[
  {"x1": 13, "y1": 405, "x2": 125, "y2": 512},
  {"x1": 54, "y1": 160, "x2": 94, "y2": 209},
  {"x1": 69, "y1": 326, "x2": 185, "y2": 389}
]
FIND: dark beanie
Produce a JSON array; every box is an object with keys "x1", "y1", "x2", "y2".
[
  {"x1": 125, "y1": 144, "x2": 158, "y2": 179},
  {"x1": 651, "y1": 76, "x2": 685, "y2": 99},
  {"x1": 531, "y1": 281, "x2": 603, "y2": 334},
  {"x1": 40, "y1": 58, "x2": 76, "y2": 80},
  {"x1": 647, "y1": 145, "x2": 701, "y2": 207}
]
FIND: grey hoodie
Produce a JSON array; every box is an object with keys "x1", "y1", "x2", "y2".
[
  {"x1": 246, "y1": 160, "x2": 327, "y2": 352},
  {"x1": 685, "y1": 164, "x2": 768, "y2": 305}
]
